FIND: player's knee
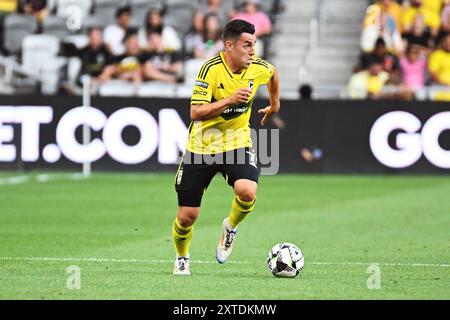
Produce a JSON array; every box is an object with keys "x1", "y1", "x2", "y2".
[
  {"x1": 177, "y1": 207, "x2": 199, "y2": 227},
  {"x1": 236, "y1": 189, "x2": 257, "y2": 203},
  {"x1": 234, "y1": 180, "x2": 257, "y2": 202}
]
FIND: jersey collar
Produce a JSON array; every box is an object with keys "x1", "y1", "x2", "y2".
[{"x1": 220, "y1": 52, "x2": 249, "y2": 79}]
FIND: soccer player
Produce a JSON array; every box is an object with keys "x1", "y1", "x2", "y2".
[{"x1": 172, "y1": 19, "x2": 280, "y2": 275}]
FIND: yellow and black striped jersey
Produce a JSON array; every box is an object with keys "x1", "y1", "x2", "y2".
[{"x1": 187, "y1": 51, "x2": 274, "y2": 154}]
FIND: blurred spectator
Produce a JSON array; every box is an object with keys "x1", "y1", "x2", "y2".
[
  {"x1": 348, "y1": 57, "x2": 390, "y2": 99},
  {"x1": 0, "y1": 0, "x2": 18, "y2": 53},
  {"x1": 232, "y1": 0, "x2": 272, "y2": 57},
  {"x1": 107, "y1": 30, "x2": 144, "y2": 86},
  {"x1": 348, "y1": 55, "x2": 413, "y2": 100},
  {"x1": 141, "y1": 30, "x2": 182, "y2": 83},
  {"x1": 232, "y1": 0, "x2": 272, "y2": 38},
  {"x1": 437, "y1": 2, "x2": 450, "y2": 43},
  {"x1": 402, "y1": 13, "x2": 434, "y2": 53},
  {"x1": 193, "y1": 13, "x2": 224, "y2": 59},
  {"x1": 400, "y1": 44, "x2": 427, "y2": 91},
  {"x1": 73, "y1": 27, "x2": 114, "y2": 86},
  {"x1": 441, "y1": 3, "x2": 450, "y2": 32},
  {"x1": 298, "y1": 84, "x2": 313, "y2": 100},
  {"x1": 0, "y1": 0, "x2": 18, "y2": 16},
  {"x1": 402, "y1": 0, "x2": 441, "y2": 38},
  {"x1": 103, "y1": 6, "x2": 131, "y2": 56},
  {"x1": 374, "y1": 0, "x2": 403, "y2": 33},
  {"x1": 360, "y1": 37, "x2": 400, "y2": 79},
  {"x1": 361, "y1": 11, "x2": 403, "y2": 54},
  {"x1": 193, "y1": 0, "x2": 236, "y2": 30},
  {"x1": 428, "y1": 33, "x2": 450, "y2": 85},
  {"x1": 422, "y1": 0, "x2": 446, "y2": 17},
  {"x1": 138, "y1": 8, "x2": 181, "y2": 53},
  {"x1": 18, "y1": 0, "x2": 47, "y2": 23}
]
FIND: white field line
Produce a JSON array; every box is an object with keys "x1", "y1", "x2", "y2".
[
  {"x1": 0, "y1": 176, "x2": 30, "y2": 186},
  {"x1": 0, "y1": 173, "x2": 87, "y2": 186},
  {"x1": 35, "y1": 173, "x2": 87, "y2": 182},
  {"x1": 0, "y1": 257, "x2": 449, "y2": 268}
]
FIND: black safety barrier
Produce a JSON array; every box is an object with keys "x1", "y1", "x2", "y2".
[{"x1": 0, "y1": 96, "x2": 449, "y2": 174}]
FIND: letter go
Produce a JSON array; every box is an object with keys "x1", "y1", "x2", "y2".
[{"x1": 370, "y1": 111, "x2": 450, "y2": 169}]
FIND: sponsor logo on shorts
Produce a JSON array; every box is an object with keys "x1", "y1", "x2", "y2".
[
  {"x1": 177, "y1": 168, "x2": 183, "y2": 185},
  {"x1": 246, "y1": 150, "x2": 257, "y2": 168}
]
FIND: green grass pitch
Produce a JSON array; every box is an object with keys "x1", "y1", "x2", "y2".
[{"x1": 0, "y1": 172, "x2": 449, "y2": 299}]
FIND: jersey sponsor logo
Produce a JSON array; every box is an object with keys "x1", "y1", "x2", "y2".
[
  {"x1": 221, "y1": 100, "x2": 253, "y2": 120},
  {"x1": 217, "y1": 83, "x2": 225, "y2": 89},
  {"x1": 193, "y1": 89, "x2": 208, "y2": 96},
  {"x1": 248, "y1": 80, "x2": 254, "y2": 91},
  {"x1": 194, "y1": 80, "x2": 209, "y2": 89}
]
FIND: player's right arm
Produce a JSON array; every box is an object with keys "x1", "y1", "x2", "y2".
[
  {"x1": 190, "y1": 88, "x2": 252, "y2": 121},
  {"x1": 190, "y1": 57, "x2": 252, "y2": 121}
]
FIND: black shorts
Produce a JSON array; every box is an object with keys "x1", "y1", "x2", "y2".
[{"x1": 175, "y1": 147, "x2": 259, "y2": 207}]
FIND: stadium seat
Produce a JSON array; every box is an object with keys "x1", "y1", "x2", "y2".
[
  {"x1": 82, "y1": 14, "x2": 110, "y2": 30},
  {"x1": 130, "y1": 0, "x2": 163, "y2": 10},
  {"x1": 183, "y1": 58, "x2": 204, "y2": 86},
  {"x1": 323, "y1": 0, "x2": 367, "y2": 23},
  {"x1": 92, "y1": 0, "x2": 124, "y2": 26},
  {"x1": 99, "y1": 80, "x2": 136, "y2": 96},
  {"x1": 56, "y1": 0, "x2": 93, "y2": 20},
  {"x1": 137, "y1": 81, "x2": 178, "y2": 97},
  {"x1": 164, "y1": 2, "x2": 195, "y2": 37},
  {"x1": 165, "y1": 0, "x2": 199, "y2": 5},
  {"x1": 42, "y1": 15, "x2": 72, "y2": 39},
  {"x1": 428, "y1": 86, "x2": 450, "y2": 101},
  {"x1": 63, "y1": 34, "x2": 89, "y2": 49},
  {"x1": 128, "y1": 14, "x2": 144, "y2": 29},
  {"x1": 129, "y1": 0, "x2": 164, "y2": 28},
  {"x1": 175, "y1": 84, "x2": 195, "y2": 98},
  {"x1": 66, "y1": 57, "x2": 82, "y2": 88},
  {"x1": 22, "y1": 34, "x2": 66, "y2": 94},
  {"x1": 3, "y1": 14, "x2": 38, "y2": 55}
]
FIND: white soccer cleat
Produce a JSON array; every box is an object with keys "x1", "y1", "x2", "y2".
[
  {"x1": 216, "y1": 218, "x2": 237, "y2": 264},
  {"x1": 173, "y1": 256, "x2": 191, "y2": 275}
]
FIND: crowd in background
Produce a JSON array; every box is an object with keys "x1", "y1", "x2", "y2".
[
  {"x1": 0, "y1": 0, "x2": 281, "y2": 94},
  {"x1": 348, "y1": 0, "x2": 450, "y2": 100},
  {"x1": 3, "y1": 0, "x2": 449, "y2": 100}
]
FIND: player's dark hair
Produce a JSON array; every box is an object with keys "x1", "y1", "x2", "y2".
[{"x1": 222, "y1": 19, "x2": 255, "y2": 41}]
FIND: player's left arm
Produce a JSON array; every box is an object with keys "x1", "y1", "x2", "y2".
[{"x1": 258, "y1": 68, "x2": 280, "y2": 126}]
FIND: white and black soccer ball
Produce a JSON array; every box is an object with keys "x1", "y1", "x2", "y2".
[{"x1": 267, "y1": 242, "x2": 304, "y2": 278}]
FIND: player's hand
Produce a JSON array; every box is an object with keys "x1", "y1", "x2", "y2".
[
  {"x1": 258, "y1": 106, "x2": 278, "y2": 126},
  {"x1": 228, "y1": 88, "x2": 252, "y2": 105}
]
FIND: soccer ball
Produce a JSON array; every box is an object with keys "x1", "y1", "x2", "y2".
[{"x1": 267, "y1": 242, "x2": 304, "y2": 278}]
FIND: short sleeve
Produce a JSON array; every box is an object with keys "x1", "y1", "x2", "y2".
[
  {"x1": 253, "y1": 57, "x2": 274, "y2": 84},
  {"x1": 190, "y1": 62, "x2": 216, "y2": 105}
]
